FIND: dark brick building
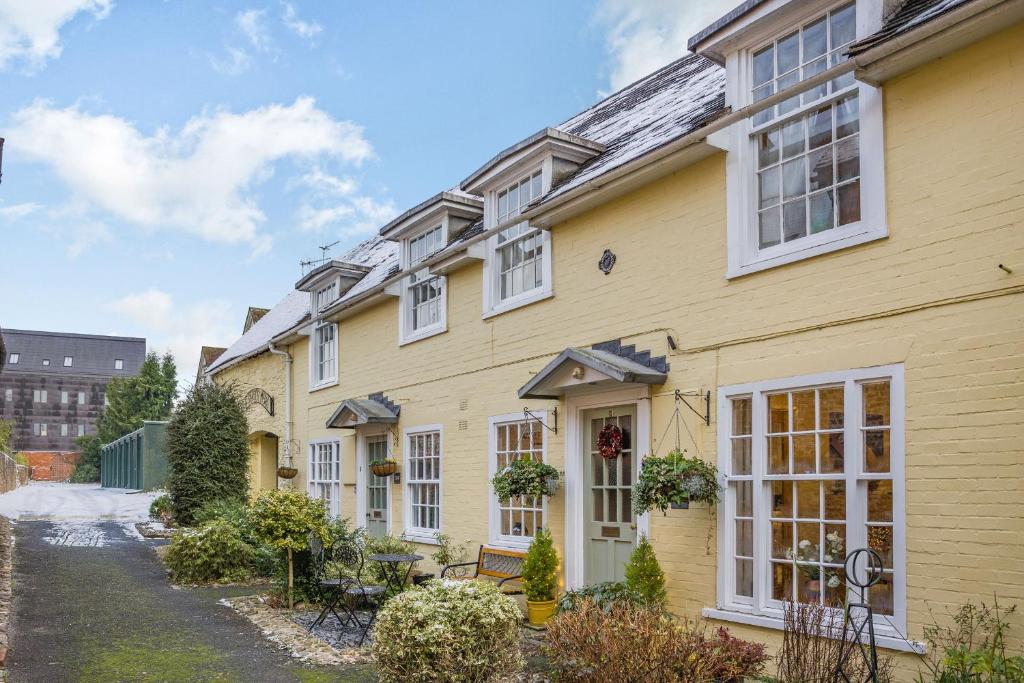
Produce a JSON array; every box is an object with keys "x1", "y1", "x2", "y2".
[{"x1": 0, "y1": 329, "x2": 146, "y2": 457}]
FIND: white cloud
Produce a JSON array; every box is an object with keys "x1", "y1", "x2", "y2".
[
  {"x1": 107, "y1": 289, "x2": 238, "y2": 392},
  {"x1": 209, "y1": 46, "x2": 253, "y2": 76},
  {"x1": 293, "y1": 167, "x2": 357, "y2": 196},
  {"x1": 594, "y1": 0, "x2": 732, "y2": 92},
  {"x1": 291, "y1": 167, "x2": 395, "y2": 236},
  {"x1": 281, "y1": 2, "x2": 321, "y2": 41},
  {"x1": 0, "y1": 202, "x2": 42, "y2": 219},
  {"x1": 0, "y1": 0, "x2": 111, "y2": 71},
  {"x1": 66, "y1": 221, "x2": 113, "y2": 258},
  {"x1": 235, "y1": 8, "x2": 271, "y2": 51},
  {"x1": 8, "y1": 96, "x2": 375, "y2": 252}
]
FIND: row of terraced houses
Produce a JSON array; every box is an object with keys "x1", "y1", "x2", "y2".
[{"x1": 204, "y1": 0, "x2": 1024, "y2": 672}]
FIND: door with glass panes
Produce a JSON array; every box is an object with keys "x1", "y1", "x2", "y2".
[
  {"x1": 583, "y1": 405, "x2": 638, "y2": 584},
  {"x1": 364, "y1": 435, "x2": 389, "y2": 538}
]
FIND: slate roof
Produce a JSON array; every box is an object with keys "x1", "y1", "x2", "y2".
[
  {"x1": 206, "y1": 236, "x2": 398, "y2": 374},
  {"x1": 0, "y1": 329, "x2": 146, "y2": 377},
  {"x1": 325, "y1": 393, "x2": 401, "y2": 428},
  {"x1": 200, "y1": 346, "x2": 227, "y2": 366},
  {"x1": 848, "y1": 0, "x2": 975, "y2": 54},
  {"x1": 518, "y1": 341, "x2": 670, "y2": 400}
]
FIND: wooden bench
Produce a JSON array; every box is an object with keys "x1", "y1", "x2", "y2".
[{"x1": 440, "y1": 545, "x2": 526, "y2": 595}]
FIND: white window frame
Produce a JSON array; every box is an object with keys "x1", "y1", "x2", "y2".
[
  {"x1": 33, "y1": 389, "x2": 47, "y2": 403},
  {"x1": 38, "y1": 423, "x2": 47, "y2": 437},
  {"x1": 77, "y1": 424, "x2": 85, "y2": 437},
  {"x1": 488, "y1": 412, "x2": 548, "y2": 550},
  {"x1": 308, "y1": 439, "x2": 342, "y2": 517},
  {"x1": 482, "y1": 167, "x2": 553, "y2": 317},
  {"x1": 64, "y1": 356, "x2": 73, "y2": 367},
  {"x1": 399, "y1": 224, "x2": 447, "y2": 345},
  {"x1": 114, "y1": 359, "x2": 124, "y2": 370},
  {"x1": 309, "y1": 322, "x2": 338, "y2": 391},
  {"x1": 402, "y1": 424, "x2": 443, "y2": 544},
  {"x1": 4, "y1": 389, "x2": 11, "y2": 402},
  {"x1": 709, "y1": 364, "x2": 909, "y2": 647},
  {"x1": 42, "y1": 359, "x2": 50, "y2": 367},
  {"x1": 61, "y1": 391, "x2": 69, "y2": 404},
  {"x1": 61, "y1": 424, "x2": 69, "y2": 437},
  {"x1": 722, "y1": 0, "x2": 886, "y2": 279},
  {"x1": 7, "y1": 353, "x2": 18, "y2": 365},
  {"x1": 315, "y1": 280, "x2": 339, "y2": 312},
  {"x1": 78, "y1": 391, "x2": 86, "y2": 404}
]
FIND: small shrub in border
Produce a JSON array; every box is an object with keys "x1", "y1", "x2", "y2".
[
  {"x1": 624, "y1": 534, "x2": 667, "y2": 608},
  {"x1": 556, "y1": 580, "x2": 647, "y2": 614},
  {"x1": 250, "y1": 488, "x2": 328, "y2": 608},
  {"x1": 149, "y1": 493, "x2": 173, "y2": 523},
  {"x1": 372, "y1": 579, "x2": 524, "y2": 683},
  {"x1": 165, "y1": 518, "x2": 254, "y2": 584}
]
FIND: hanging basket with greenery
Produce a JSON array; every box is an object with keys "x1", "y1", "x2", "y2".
[
  {"x1": 632, "y1": 449, "x2": 721, "y2": 516},
  {"x1": 491, "y1": 455, "x2": 559, "y2": 503},
  {"x1": 370, "y1": 458, "x2": 399, "y2": 477}
]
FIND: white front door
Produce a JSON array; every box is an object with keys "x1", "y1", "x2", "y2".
[
  {"x1": 583, "y1": 404, "x2": 638, "y2": 585},
  {"x1": 364, "y1": 434, "x2": 389, "y2": 538}
]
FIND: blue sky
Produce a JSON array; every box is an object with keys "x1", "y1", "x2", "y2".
[{"x1": 0, "y1": 0, "x2": 729, "y2": 387}]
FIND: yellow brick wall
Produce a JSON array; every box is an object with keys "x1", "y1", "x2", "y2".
[{"x1": 217, "y1": 22, "x2": 1024, "y2": 676}]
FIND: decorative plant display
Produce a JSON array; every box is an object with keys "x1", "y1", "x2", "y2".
[
  {"x1": 370, "y1": 458, "x2": 399, "y2": 477},
  {"x1": 276, "y1": 466, "x2": 298, "y2": 479},
  {"x1": 597, "y1": 423, "x2": 624, "y2": 459},
  {"x1": 624, "y1": 535, "x2": 667, "y2": 608},
  {"x1": 249, "y1": 488, "x2": 328, "y2": 609},
  {"x1": 786, "y1": 531, "x2": 845, "y2": 593},
  {"x1": 372, "y1": 580, "x2": 524, "y2": 682},
  {"x1": 491, "y1": 454, "x2": 559, "y2": 503},
  {"x1": 522, "y1": 527, "x2": 559, "y2": 625},
  {"x1": 632, "y1": 449, "x2": 721, "y2": 515}
]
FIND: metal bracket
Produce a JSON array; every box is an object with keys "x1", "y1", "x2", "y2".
[
  {"x1": 524, "y1": 406, "x2": 558, "y2": 435},
  {"x1": 675, "y1": 389, "x2": 710, "y2": 426}
]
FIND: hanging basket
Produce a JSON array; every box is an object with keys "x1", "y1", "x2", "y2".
[
  {"x1": 276, "y1": 466, "x2": 298, "y2": 479},
  {"x1": 370, "y1": 459, "x2": 399, "y2": 477},
  {"x1": 598, "y1": 423, "x2": 624, "y2": 459}
]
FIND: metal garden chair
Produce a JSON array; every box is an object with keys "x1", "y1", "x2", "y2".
[
  {"x1": 333, "y1": 538, "x2": 387, "y2": 646},
  {"x1": 307, "y1": 532, "x2": 358, "y2": 632}
]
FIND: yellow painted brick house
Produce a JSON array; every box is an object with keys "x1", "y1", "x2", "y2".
[{"x1": 207, "y1": 0, "x2": 1024, "y2": 672}]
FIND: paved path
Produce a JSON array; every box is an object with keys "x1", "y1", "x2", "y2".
[
  {"x1": 0, "y1": 482, "x2": 157, "y2": 521},
  {"x1": 0, "y1": 484, "x2": 371, "y2": 682}
]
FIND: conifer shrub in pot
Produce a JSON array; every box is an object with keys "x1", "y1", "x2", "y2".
[
  {"x1": 371, "y1": 579, "x2": 523, "y2": 682},
  {"x1": 522, "y1": 527, "x2": 559, "y2": 625}
]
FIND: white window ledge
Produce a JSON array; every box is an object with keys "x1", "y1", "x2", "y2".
[
  {"x1": 727, "y1": 225, "x2": 887, "y2": 279},
  {"x1": 483, "y1": 288, "x2": 553, "y2": 320},
  {"x1": 701, "y1": 607, "x2": 926, "y2": 654},
  {"x1": 487, "y1": 539, "x2": 532, "y2": 552},
  {"x1": 402, "y1": 531, "x2": 441, "y2": 546},
  {"x1": 308, "y1": 379, "x2": 338, "y2": 393},
  {"x1": 399, "y1": 324, "x2": 447, "y2": 346}
]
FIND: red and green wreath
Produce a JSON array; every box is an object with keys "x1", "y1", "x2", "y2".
[{"x1": 598, "y1": 423, "x2": 623, "y2": 459}]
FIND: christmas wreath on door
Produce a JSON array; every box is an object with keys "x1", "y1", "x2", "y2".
[{"x1": 597, "y1": 423, "x2": 623, "y2": 459}]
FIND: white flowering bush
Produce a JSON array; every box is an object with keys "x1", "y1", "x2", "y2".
[{"x1": 371, "y1": 579, "x2": 524, "y2": 682}]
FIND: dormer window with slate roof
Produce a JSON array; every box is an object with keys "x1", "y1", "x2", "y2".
[
  {"x1": 461, "y1": 128, "x2": 604, "y2": 318},
  {"x1": 378, "y1": 189, "x2": 483, "y2": 345},
  {"x1": 691, "y1": 0, "x2": 887, "y2": 278}
]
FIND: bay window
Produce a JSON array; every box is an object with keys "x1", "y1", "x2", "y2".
[
  {"x1": 489, "y1": 414, "x2": 546, "y2": 548},
  {"x1": 311, "y1": 322, "x2": 337, "y2": 389},
  {"x1": 308, "y1": 440, "x2": 341, "y2": 517},
  {"x1": 400, "y1": 225, "x2": 446, "y2": 344},
  {"x1": 724, "y1": 1, "x2": 886, "y2": 277},
  {"x1": 715, "y1": 365, "x2": 905, "y2": 637},
  {"x1": 404, "y1": 426, "x2": 442, "y2": 541},
  {"x1": 484, "y1": 169, "x2": 552, "y2": 316}
]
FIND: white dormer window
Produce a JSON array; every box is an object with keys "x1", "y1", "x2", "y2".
[
  {"x1": 7, "y1": 353, "x2": 18, "y2": 364},
  {"x1": 484, "y1": 169, "x2": 552, "y2": 316},
  {"x1": 315, "y1": 281, "x2": 338, "y2": 312},
  {"x1": 310, "y1": 321, "x2": 338, "y2": 389},
  {"x1": 716, "y1": 0, "x2": 886, "y2": 278},
  {"x1": 400, "y1": 225, "x2": 447, "y2": 345}
]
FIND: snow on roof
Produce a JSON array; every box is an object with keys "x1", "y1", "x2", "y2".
[
  {"x1": 334, "y1": 236, "x2": 400, "y2": 303},
  {"x1": 206, "y1": 289, "x2": 310, "y2": 374},
  {"x1": 541, "y1": 54, "x2": 726, "y2": 204}
]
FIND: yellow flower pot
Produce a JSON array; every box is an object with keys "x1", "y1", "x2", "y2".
[{"x1": 526, "y1": 599, "x2": 558, "y2": 626}]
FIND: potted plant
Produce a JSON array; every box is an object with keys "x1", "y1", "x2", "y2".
[
  {"x1": 491, "y1": 455, "x2": 560, "y2": 503},
  {"x1": 276, "y1": 466, "x2": 298, "y2": 479},
  {"x1": 522, "y1": 527, "x2": 559, "y2": 626},
  {"x1": 632, "y1": 449, "x2": 721, "y2": 515},
  {"x1": 787, "y1": 531, "x2": 845, "y2": 596},
  {"x1": 370, "y1": 458, "x2": 399, "y2": 477}
]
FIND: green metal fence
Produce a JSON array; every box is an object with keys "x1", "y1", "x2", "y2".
[{"x1": 100, "y1": 421, "x2": 169, "y2": 490}]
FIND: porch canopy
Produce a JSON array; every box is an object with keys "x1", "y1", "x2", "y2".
[
  {"x1": 517, "y1": 340, "x2": 669, "y2": 400},
  {"x1": 325, "y1": 393, "x2": 400, "y2": 429}
]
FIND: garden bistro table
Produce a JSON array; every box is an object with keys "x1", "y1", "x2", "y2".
[{"x1": 368, "y1": 552, "x2": 423, "y2": 594}]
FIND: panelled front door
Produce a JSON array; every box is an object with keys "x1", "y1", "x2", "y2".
[
  {"x1": 365, "y1": 435, "x2": 389, "y2": 538},
  {"x1": 583, "y1": 405, "x2": 638, "y2": 584}
]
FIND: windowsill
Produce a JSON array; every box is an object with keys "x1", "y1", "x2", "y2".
[
  {"x1": 402, "y1": 531, "x2": 441, "y2": 546},
  {"x1": 701, "y1": 607, "x2": 925, "y2": 654},
  {"x1": 399, "y1": 324, "x2": 447, "y2": 346},
  {"x1": 483, "y1": 288, "x2": 553, "y2": 320},
  {"x1": 728, "y1": 225, "x2": 888, "y2": 280},
  {"x1": 487, "y1": 538, "x2": 532, "y2": 552},
  {"x1": 308, "y1": 379, "x2": 338, "y2": 393}
]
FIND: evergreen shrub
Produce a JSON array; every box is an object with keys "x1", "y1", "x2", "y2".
[
  {"x1": 165, "y1": 519, "x2": 254, "y2": 584},
  {"x1": 624, "y1": 535, "x2": 667, "y2": 608}
]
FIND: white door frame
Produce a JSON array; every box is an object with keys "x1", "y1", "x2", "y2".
[
  {"x1": 355, "y1": 427, "x2": 392, "y2": 536},
  {"x1": 564, "y1": 384, "x2": 651, "y2": 590}
]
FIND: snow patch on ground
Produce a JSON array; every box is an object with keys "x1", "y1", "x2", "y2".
[
  {"x1": 43, "y1": 521, "x2": 111, "y2": 547},
  {"x1": 0, "y1": 482, "x2": 158, "y2": 521}
]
